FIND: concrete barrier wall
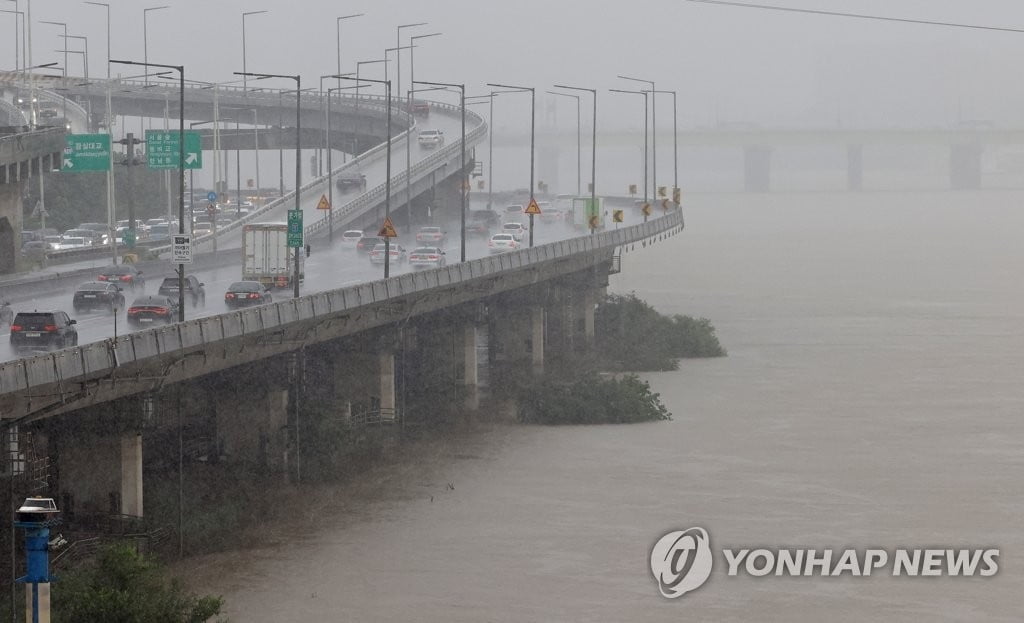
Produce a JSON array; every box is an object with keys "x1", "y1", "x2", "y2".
[{"x1": 0, "y1": 209, "x2": 682, "y2": 398}]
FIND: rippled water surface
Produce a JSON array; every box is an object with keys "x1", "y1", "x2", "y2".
[{"x1": 185, "y1": 189, "x2": 1024, "y2": 622}]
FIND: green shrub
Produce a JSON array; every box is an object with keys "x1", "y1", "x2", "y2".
[{"x1": 517, "y1": 372, "x2": 671, "y2": 425}]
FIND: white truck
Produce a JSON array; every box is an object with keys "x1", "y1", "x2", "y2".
[
  {"x1": 242, "y1": 222, "x2": 304, "y2": 288},
  {"x1": 570, "y1": 196, "x2": 605, "y2": 230}
]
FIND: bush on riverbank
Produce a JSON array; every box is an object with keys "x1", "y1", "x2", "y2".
[
  {"x1": 52, "y1": 544, "x2": 224, "y2": 622},
  {"x1": 595, "y1": 292, "x2": 726, "y2": 370},
  {"x1": 517, "y1": 372, "x2": 671, "y2": 425}
]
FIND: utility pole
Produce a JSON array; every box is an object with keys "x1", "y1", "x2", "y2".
[{"x1": 116, "y1": 132, "x2": 145, "y2": 251}]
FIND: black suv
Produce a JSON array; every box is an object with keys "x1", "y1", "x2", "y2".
[
  {"x1": 158, "y1": 274, "x2": 206, "y2": 307},
  {"x1": 72, "y1": 282, "x2": 125, "y2": 313},
  {"x1": 9, "y1": 311, "x2": 78, "y2": 353},
  {"x1": 335, "y1": 170, "x2": 367, "y2": 192}
]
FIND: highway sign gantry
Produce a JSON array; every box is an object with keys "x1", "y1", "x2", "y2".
[
  {"x1": 145, "y1": 130, "x2": 203, "y2": 170},
  {"x1": 287, "y1": 210, "x2": 303, "y2": 248},
  {"x1": 62, "y1": 134, "x2": 111, "y2": 172}
]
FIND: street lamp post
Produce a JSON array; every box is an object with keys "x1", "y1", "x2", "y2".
[
  {"x1": 336, "y1": 13, "x2": 363, "y2": 85},
  {"x1": 110, "y1": 57, "x2": 186, "y2": 320},
  {"x1": 235, "y1": 70, "x2": 302, "y2": 298},
  {"x1": 323, "y1": 77, "x2": 361, "y2": 243},
  {"x1": 58, "y1": 34, "x2": 88, "y2": 82},
  {"x1": 142, "y1": 6, "x2": 169, "y2": 86},
  {"x1": 384, "y1": 45, "x2": 415, "y2": 91},
  {"x1": 487, "y1": 82, "x2": 536, "y2": 247},
  {"x1": 241, "y1": 10, "x2": 268, "y2": 92},
  {"x1": 466, "y1": 91, "x2": 516, "y2": 210},
  {"x1": 618, "y1": 75, "x2": 655, "y2": 198},
  {"x1": 406, "y1": 85, "x2": 446, "y2": 228},
  {"x1": 417, "y1": 79, "x2": 467, "y2": 260},
  {"x1": 610, "y1": 88, "x2": 649, "y2": 220},
  {"x1": 338, "y1": 75, "x2": 393, "y2": 276},
  {"x1": 552, "y1": 84, "x2": 597, "y2": 232},
  {"x1": 84, "y1": 1, "x2": 110, "y2": 79},
  {"x1": 546, "y1": 91, "x2": 581, "y2": 196},
  {"x1": 354, "y1": 59, "x2": 388, "y2": 153},
  {"x1": 649, "y1": 89, "x2": 678, "y2": 203},
  {"x1": 39, "y1": 20, "x2": 67, "y2": 79},
  {"x1": 396, "y1": 22, "x2": 426, "y2": 101}
]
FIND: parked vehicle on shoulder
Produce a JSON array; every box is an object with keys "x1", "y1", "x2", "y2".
[
  {"x1": 9, "y1": 310, "x2": 78, "y2": 353},
  {"x1": 369, "y1": 243, "x2": 407, "y2": 265},
  {"x1": 409, "y1": 247, "x2": 446, "y2": 269},
  {"x1": 72, "y1": 282, "x2": 125, "y2": 313},
  {"x1": 97, "y1": 265, "x2": 144, "y2": 290},
  {"x1": 127, "y1": 295, "x2": 180, "y2": 327},
  {"x1": 158, "y1": 274, "x2": 206, "y2": 307},
  {"x1": 224, "y1": 281, "x2": 274, "y2": 308},
  {"x1": 417, "y1": 129, "x2": 444, "y2": 148}
]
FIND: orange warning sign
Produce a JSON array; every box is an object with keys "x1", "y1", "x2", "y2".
[
  {"x1": 316, "y1": 194, "x2": 331, "y2": 211},
  {"x1": 378, "y1": 216, "x2": 398, "y2": 238},
  {"x1": 589, "y1": 215, "x2": 600, "y2": 229},
  {"x1": 661, "y1": 198, "x2": 670, "y2": 212},
  {"x1": 612, "y1": 210, "x2": 624, "y2": 223},
  {"x1": 641, "y1": 202, "x2": 652, "y2": 216},
  {"x1": 524, "y1": 198, "x2": 542, "y2": 215}
]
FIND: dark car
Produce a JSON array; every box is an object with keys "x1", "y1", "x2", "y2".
[
  {"x1": 157, "y1": 274, "x2": 206, "y2": 307},
  {"x1": 468, "y1": 210, "x2": 500, "y2": 237},
  {"x1": 126, "y1": 295, "x2": 180, "y2": 327},
  {"x1": 356, "y1": 236, "x2": 383, "y2": 255},
  {"x1": 72, "y1": 281, "x2": 125, "y2": 313},
  {"x1": 224, "y1": 281, "x2": 274, "y2": 308},
  {"x1": 97, "y1": 265, "x2": 145, "y2": 290},
  {"x1": 335, "y1": 170, "x2": 367, "y2": 192},
  {"x1": 9, "y1": 311, "x2": 78, "y2": 353}
]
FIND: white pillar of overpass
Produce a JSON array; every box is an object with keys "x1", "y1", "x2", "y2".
[
  {"x1": 120, "y1": 433, "x2": 143, "y2": 518},
  {"x1": 462, "y1": 324, "x2": 480, "y2": 409},
  {"x1": 531, "y1": 305, "x2": 545, "y2": 373},
  {"x1": 379, "y1": 351, "x2": 396, "y2": 422},
  {"x1": 581, "y1": 287, "x2": 602, "y2": 346}
]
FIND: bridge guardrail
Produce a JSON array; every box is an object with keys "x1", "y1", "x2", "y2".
[{"x1": 0, "y1": 208, "x2": 683, "y2": 400}]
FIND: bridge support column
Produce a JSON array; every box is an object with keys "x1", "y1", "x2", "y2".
[
  {"x1": 379, "y1": 351, "x2": 396, "y2": 422},
  {"x1": 120, "y1": 433, "x2": 143, "y2": 518},
  {"x1": 215, "y1": 387, "x2": 289, "y2": 474},
  {"x1": 950, "y1": 144, "x2": 983, "y2": 190},
  {"x1": 0, "y1": 180, "x2": 22, "y2": 274},
  {"x1": 531, "y1": 305, "x2": 545, "y2": 374},
  {"x1": 743, "y1": 145, "x2": 772, "y2": 192},
  {"x1": 460, "y1": 324, "x2": 480, "y2": 409},
  {"x1": 846, "y1": 144, "x2": 863, "y2": 191},
  {"x1": 581, "y1": 288, "x2": 600, "y2": 346}
]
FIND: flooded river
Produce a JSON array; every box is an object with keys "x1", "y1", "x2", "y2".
[{"x1": 185, "y1": 189, "x2": 1024, "y2": 621}]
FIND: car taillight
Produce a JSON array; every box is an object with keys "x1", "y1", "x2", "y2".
[
  {"x1": 127, "y1": 308, "x2": 138, "y2": 315},
  {"x1": 119, "y1": 275, "x2": 132, "y2": 281},
  {"x1": 248, "y1": 293, "x2": 259, "y2": 299},
  {"x1": 225, "y1": 293, "x2": 235, "y2": 299},
  {"x1": 154, "y1": 308, "x2": 168, "y2": 315},
  {"x1": 488, "y1": 241, "x2": 494, "y2": 246},
  {"x1": 9, "y1": 324, "x2": 22, "y2": 332},
  {"x1": 428, "y1": 255, "x2": 438, "y2": 260},
  {"x1": 97, "y1": 275, "x2": 108, "y2": 281},
  {"x1": 43, "y1": 324, "x2": 58, "y2": 332}
]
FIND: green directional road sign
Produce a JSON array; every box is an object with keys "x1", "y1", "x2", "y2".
[
  {"x1": 62, "y1": 134, "x2": 111, "y2": 172},
  {"x1": 287, "y1": 210, "x2": 303, "y2": 248},
  {"x1": 145, "y1": 130, "x2": 203, "y2": 170},
  {"x1": 123, "y1": 229, "x2": 137, "y2": 248}
]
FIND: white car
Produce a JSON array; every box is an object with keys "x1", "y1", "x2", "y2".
[
  {"x1": 488, "y1": 233, "x2": 519, "y2": 253},
  {"x1": 417, "y1": 129, "x2": 445, "y2": 148},
  {"x1": 341, "y1": 230, "x2": 364, "y2": 247},
  {"x1": 56, "y1": 236, "x2": 89, "y2": 250},
  {"x1": 409, "y1": 246, "x2": 446, "y2": 269},
  {"x1": 502, "y1": 204, "x2": 524, "y2": 224},
  {"x1": 502, "y1": 222, "x2": 527, "y2": 242},
  {"x1": 415, "y1": 226, "x2": 446, "y2": 245}
]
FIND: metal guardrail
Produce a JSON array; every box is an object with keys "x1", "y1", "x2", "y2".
[
  {"x1": 350, "y1": 407, "x2": 398, "y2": 426},
  {"x1": 0, "y1": 208, "x2": 683, "y2": 401}
]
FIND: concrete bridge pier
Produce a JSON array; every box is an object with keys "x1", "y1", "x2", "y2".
[
  {"x1": 120, "y1": 433, "x2": 143, "y2": 518},
  {"x1": 743, "y1": 145, "x2": 772, "y2": 192},
  {"x1": 531, "y1": 305, "x2": 546, "y2": 374},
  {"x1": 950, "y1": 143, "x2": 983, "y2": 190},
  {"x1": 0, "y1": 180, "x2": 23, "y2": 273},
  {"x1": 846, "y1": 144, "x2": 863, "y2": 191},
  {"x1": 213, "y1": 378, "x2": 290, "y2": 475},
  {"x1": 456, "y1": 323, "x2": 480, "y2": 410},
  {"x1": 55, "y1": 416, "x2": 144, "y2": 520}
]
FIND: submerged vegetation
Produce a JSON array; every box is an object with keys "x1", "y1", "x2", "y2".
[
  {"x1": 52, "y1": 544, "x2": 224, "y2": 622},
  {"x1": 517, "y1": 372, "x2": 671, "y2": 425},
  {"x1": 595, "y1": 292, "x2": 726, "y2": 370}
]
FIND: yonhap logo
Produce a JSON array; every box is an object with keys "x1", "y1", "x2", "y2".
[{"x1": 650, "y1": 527, "x2": 714, "y2": 598}]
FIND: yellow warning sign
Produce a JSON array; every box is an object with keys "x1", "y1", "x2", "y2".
[
  {"x1": 612, "y1": 210, "x2": 624, "y2": 223},
  {"x1": 524, "y1": 198, "x2": 542, "y2": 215},
  {"x1": 316, "y1": 194, "x2": 331, "y2": 211},
  {"x1": 661, "y1": 198, "x2": 670, "y2": 212},
  {"x1": 589, "y1": 215, "x2": 600, "y2": 229},
  {"x1": 672, "y1": 187, "x2": 681, "y2": 204},
  {"x1": 641, "y1": 202, "x2": 652, "y2": 216},
  {"x1": 378, "y1": 216, "x2": 398, "y2": 238},
  {"x1": 658, "y1": 186, "x2": 667, "y2": 198}
]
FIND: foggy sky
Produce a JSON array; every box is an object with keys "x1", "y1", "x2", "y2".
[{"x1": 8, "y1": 0, "x2": 1024, "y2": 130}]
